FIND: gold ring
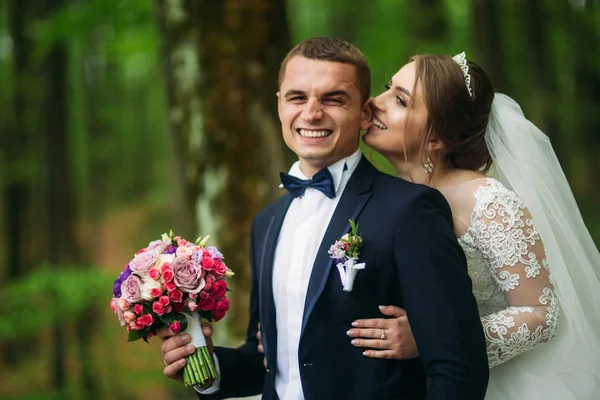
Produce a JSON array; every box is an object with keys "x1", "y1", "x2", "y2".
[{"x1": 380, "y1": 328, "x2": 386, "y2": 340}]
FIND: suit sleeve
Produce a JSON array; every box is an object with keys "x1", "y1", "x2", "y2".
[
  {"x1": 199, "y1": 219, "x2": 265, "y2": 399},
  {"x1": 394, "y1": 188, "x2": 489, "y2": 400}
]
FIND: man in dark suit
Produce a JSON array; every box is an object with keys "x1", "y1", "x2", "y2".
[{"x1": 159, "y1": 37, "x2": 489, "y2": 399}]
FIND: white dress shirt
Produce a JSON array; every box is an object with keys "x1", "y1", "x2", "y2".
[
  {"x1": 273, "y1": 149, "x2": 361, "y2": 400},
  {"x1": 198, "y1": 149, "x2": 362, "y2": 398}
]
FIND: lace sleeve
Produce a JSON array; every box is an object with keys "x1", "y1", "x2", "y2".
[{"x1": 470, "y1": 183, "x2": 560, "y2": 368}]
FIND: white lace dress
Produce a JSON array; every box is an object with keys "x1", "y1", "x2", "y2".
[{"x1": 443, "y1": 178, "x2": 560, "y2": 394}]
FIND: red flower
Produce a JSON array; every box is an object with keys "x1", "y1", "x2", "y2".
[
  {"x1": 148, "y1": 267, "x2": 161, "y2": 280},
  {"x1": 150, "y1": 287, "x2": 162, "y2": 298},
  {"x1": 162, "y1": 268, "x2": 174, "y2": 282},
  {"x1": 141, "y1": 313, "x2": 154, "y2": 327},
  {"x1": 161, "y1": 263, "x2": 172, "y2": 273},
  {"x1": 189, "y1": 292, "x2": 198, "y2": 299},
  {"x1": 170, "y1": 321, "x2": 181, "y2": 333},
  {"x1": 152, "y1": 301, "x2": 166, "y2": 316},
  {"x1": 213, "y1": 298, "x2": 230, "y2": 322},
  {"x1": 204, "y1": 274, "x2": 216, "y2": 291},
  {"x1": 211, "y1": 280, "x2": 227, "y2": 299},
  {"x1": 159, "y1": 295, "x2": 170, "y2": 306},
  {"x1": 201, "y1": 254, "x2": 214, "y2": 271},
  {"x1": 200, "y1": 291, "x2": 209, "y2": 300},
  {"x1": 199, "y1": 295, "x2": 216, "y2": 311},
  {"x1": 134, "y1": 304, "x2": 143, "y2": 314},
  {"x1": 212, "y1": 260, "x2": 227, "y2": 276},
  {"x1": 165, "y1": 281, "x2": 177, "y2": 291},
  {"x1": 169, "y1": 289, "x2": 183, "y2": 303},
  {"x1": 174, "y1": 302, "x2": 185, "y2": 313}
]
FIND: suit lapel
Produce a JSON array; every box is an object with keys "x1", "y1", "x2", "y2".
[
  {"x1": 301, "y1": 157, "x2": 377, "y2": 336},
  {"x1": 259, "y1": 193, "x2": 293, "y2": 370}
]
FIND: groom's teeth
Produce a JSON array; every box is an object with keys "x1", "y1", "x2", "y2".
[
  {"x1": 298, "y1": 129, "x2": 332, "y2": 138},
  {"x1": 373, "y1": 118, "x2": 387, "y2": 130}
]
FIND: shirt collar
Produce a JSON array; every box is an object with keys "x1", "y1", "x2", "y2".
[{"x1": 283, "y1": 149, "x2": 362, "y2": 195}]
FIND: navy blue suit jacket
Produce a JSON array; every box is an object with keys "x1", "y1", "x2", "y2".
[{"x1": 202, "y1": 157, "x2": 489, "y2": 399}]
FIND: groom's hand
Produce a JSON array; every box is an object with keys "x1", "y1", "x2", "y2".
[{"x1": 158, "y1": 323, "x2": 215, "y2": 382}]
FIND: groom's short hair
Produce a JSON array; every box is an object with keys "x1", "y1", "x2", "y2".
[{"x1": 278, "y1": 37, "x2": 371, "y2": 105}]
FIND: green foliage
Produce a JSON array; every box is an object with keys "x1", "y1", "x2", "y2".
[{"x1": 0, "y1": 264, "x2": 113, "y2": 340}]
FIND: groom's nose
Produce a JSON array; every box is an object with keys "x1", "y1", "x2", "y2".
[{"x1": 301, "y1": 98, "x2": 324, "y2": 123}]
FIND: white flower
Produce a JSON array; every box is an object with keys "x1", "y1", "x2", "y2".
[{"x1": 140, "y1": 278, "x2": 162, "y2": 301}]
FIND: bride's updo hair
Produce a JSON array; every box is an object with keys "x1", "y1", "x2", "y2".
[{"x1": 410, "y1": 54, "x2": 495, "y2": 172}]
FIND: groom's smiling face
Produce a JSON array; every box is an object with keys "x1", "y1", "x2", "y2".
[{"x1": 277, "y1": 56, "x2": 371, "y2": 177}]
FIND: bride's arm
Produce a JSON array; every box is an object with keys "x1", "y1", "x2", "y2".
[{"x1": 473, "y1": 189, "x2": 560, "y2": 368}]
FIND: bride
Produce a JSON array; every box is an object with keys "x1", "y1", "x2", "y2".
[{"x1": 344, "y1": 52, "x2": 600, "y2": 399}]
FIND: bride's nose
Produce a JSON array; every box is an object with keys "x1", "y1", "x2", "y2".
[{"x1": 371, "y1": 94, "x2": 384, "y2": 112}]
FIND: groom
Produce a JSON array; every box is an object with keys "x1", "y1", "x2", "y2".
[{"x1": 159, "y1": 37, "x2": 489, "y2": 399}]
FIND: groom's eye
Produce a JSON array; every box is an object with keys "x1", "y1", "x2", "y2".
[{"x1": 323, "y1": 98, "x2": 343, "y2": 105}]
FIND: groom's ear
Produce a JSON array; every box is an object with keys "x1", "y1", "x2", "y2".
[
  {"x1": 360, "y1": 97, "x2": 373, "y2": 130},
  {"x1": 276, "y1": 91, "x2": 282, "y2": 122}
]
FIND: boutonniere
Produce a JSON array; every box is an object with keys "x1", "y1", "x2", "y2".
[{"x1": 328, "y1": 219, "x2": 365, "y2": 292}]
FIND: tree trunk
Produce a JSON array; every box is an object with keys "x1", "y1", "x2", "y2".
[
  {"x1": 156, "y1": 0, "x2": 291, "y2": 338},
  {"x1": 42, "y1": 0, "x2": 79, "y2": 391}
]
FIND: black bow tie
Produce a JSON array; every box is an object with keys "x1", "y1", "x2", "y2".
[{"x1": 280, "y1": 168, "x2": 336, "y2": 199}]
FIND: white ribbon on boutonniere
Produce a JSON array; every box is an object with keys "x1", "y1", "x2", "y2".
[
  {"x1": 328, "y1": 219, "x2": 365, "y2": 293},
  {"x1": 336, "y1": 257, "x2": 366, "y2": 292}
]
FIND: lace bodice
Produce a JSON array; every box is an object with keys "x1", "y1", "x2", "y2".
[{"x1": 449, "y1": 178, "x2": 560, "y2": 368}]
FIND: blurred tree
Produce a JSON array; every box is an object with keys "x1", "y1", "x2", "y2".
[{"x1": 156, "y1": 0, "x2": 291, "y2": 338}]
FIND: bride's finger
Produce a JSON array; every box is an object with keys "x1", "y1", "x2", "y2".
[
  {"x1": 351, "y1": 318, "x2": 390, "y2": 328},
  {"x1": 346, "y1": 328, "x2": 388, "y2": 338},
  {"x1": 350, "y1": 338, "x2": 390, "y2": 349},
  {"x1": 362, "y1": 349, "x2": 397, "y2": 359}
]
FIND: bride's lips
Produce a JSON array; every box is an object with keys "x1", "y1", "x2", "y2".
[{"x1": 371, "y1": 116, "x2": 388, "y2": 130}]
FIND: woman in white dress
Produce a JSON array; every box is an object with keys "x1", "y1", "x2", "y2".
[{"x1": 346, "y1": 53, "x2": 600, "y2": 399}]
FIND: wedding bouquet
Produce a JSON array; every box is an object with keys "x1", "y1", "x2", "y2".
[{"x1": 110, "y1": 230, "x2": 233, "y2": 387}]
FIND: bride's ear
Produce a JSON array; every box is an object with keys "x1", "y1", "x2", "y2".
[
  {"x1": 360, "y1": 98, "x2": 373, "y2": 130},
  {"x1": 428, "y1": 132, "x2": 444, "y2": 152}
]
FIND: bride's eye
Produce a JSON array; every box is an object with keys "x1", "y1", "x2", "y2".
[{"x1": 396, "y1": 96, "x2": 407, "y2": 107}]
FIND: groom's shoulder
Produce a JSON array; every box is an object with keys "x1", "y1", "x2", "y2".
[
  {"x1": 371, "y1": 170, "x2": 451, "y2": 213},
  {"x1": 252, "y1": 193, "x2": 290, "y2": 226}
]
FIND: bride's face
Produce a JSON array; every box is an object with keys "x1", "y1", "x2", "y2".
[{"x1": 363, "y1": 62, "x2": 429, "y2": 164}]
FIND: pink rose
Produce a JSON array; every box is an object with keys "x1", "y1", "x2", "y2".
[
  {"x1": 162, "y1": 268, "x2": 174, "y2": 282},
  {"x1": 200, "y1": 291, "x2": 209, "y2": 300},
  {"x1": 212, "y1": 259, "x2": 227, "y2": 276},
  {"x1": 118, "y1": 297, "x2": 131, "y2": 310},
  {"x1": 141, "y1": 313, "x2": 154, "y2": 327},
  {"x1": 176, "y1": 246, "x2": 193, "y2": 259},
  {"x1": 134, "y1": 304, "x2": 143, "y2": 314},
  {"x1": 187, "y1": 300, "x2": 198, "y2": 312},
  {"x1": 146, "y1": 239, "x2": 170, "y2": 254},
  {"x1": 213, "y1": 298, "x2": 230, "y2": 322},
  {"x1": 165, "y1": 281, "x2": 177, "y2": 291},
  {"x1": 177, "y1": 238, "x2": 188, "y2": 247},
  {"x1": 174, "y1": 302, "x2": 185, "y2": 313},
  {"x1": 129, "y1": 249, "x2": 160, "y2": 273},
  {"x1": 204, "y1": 274, "x2": 216, "y2": 291},
  {"x1": 189, "y1": 292, "x2": 198, "y2": 299},
  {"x1": 172, "y1": 257, "x2": 206, "y2": 293},
  {"x1": 199, "y1": 296, "x2": 216, "y2": 311},
  {"x1": 124, "y1": 311, "x2": 136, "y2": 323},
  {"x1": 161, "y1": 263, "x2": 172, "y2": 273},
  {"x1": 201, "y1": 254, "x2": 214, "y2": 271},
  {"x1": 211, "y1": 280, "x2": 227, "y2": 299},
  {"x1": 134, "y1": 319, "x2": 145, "y2": 330},
  {"x1": 170, "y1": 321, "x2": 181, "y2": 333},
  {"x1": 159, "y1": 295, "x2": 170, "y2": 306},
  {"x1": 165, "y1": 305, "x2": 173, "y2": 314},
  {"x1": 169, "y1": 289, "x2": 183, "y2": 303},
  {"x1": 121, "y1": 274, "x2": 142, "y2": 308},
  {"x1": 148, "y1": 267, "x2": 161, "y2": 280},
  {"x1": 150, "y1": 287, "x2": 162, "y2": 298},
  {"x1": 152, "y1": 301, "x2": 166, "y2": 316},
  {"x1": 110, "y1": 298, "x2": 118, "y2": 313}
]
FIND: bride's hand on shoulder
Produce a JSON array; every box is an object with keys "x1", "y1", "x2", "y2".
[{"x1": 347, "y1": 305, "x2": 418, "y2": 360}]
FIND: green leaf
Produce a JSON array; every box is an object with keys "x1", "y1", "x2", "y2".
[{"x1": 128, "y1": 330, "x2": 145, "y2": 342}]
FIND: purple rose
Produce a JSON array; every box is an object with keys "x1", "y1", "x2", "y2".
[
  {"x1": 172, "y1": 257, "x2": 206, "y2": 293},
  {"x1": 120, "y1": 274, "x2": 143, "y2": 303},
  {"x1": 113, "y1": 266, "x2": 133, "y2": 297},
  {"x1": 206, "y1": 246, "x2": 223, "y2": 260},
  {"x1": 129, "y1": 249, "x2": 159, "y2": 272}
]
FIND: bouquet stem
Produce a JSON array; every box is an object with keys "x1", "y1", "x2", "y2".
[{"x1": 182, "y1": 312, "x2": 219, "y2": 388}]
